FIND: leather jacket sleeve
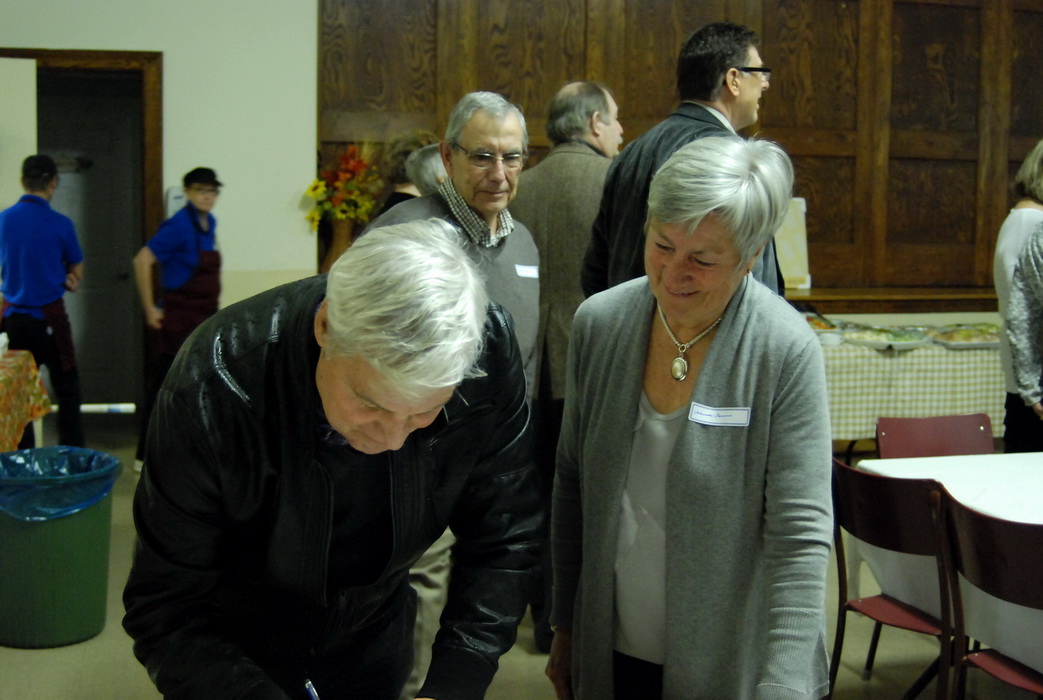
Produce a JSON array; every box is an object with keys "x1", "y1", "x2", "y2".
[
  {"x1": 123, "y1": 384, "x2": 293, "y2": 699},
  {"x1": 419, "y1": 305, "x2": 545, "y2": 700}
]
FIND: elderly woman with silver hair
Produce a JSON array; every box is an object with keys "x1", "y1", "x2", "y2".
[
  {"x1": 546, "y1": 136, "x2": 833, "y2": 699},
  {"x1": 405, "y1": 143, "x2": 448, "y2": 196},
  {"x1": 124, "y1": 219, "x2": 543, "y2": 700}
]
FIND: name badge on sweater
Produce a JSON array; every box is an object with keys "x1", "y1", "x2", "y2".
[
  {"x1": 688, "y1": 402, "x2": 751, "y2": 427},
  {"x1": 515, "y1": 264, "x2": 539, "y2": 279}
]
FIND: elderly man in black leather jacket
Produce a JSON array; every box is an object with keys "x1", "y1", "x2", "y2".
[{"x1": 123, "y1": 219, "x2": 543, "y2": 700}]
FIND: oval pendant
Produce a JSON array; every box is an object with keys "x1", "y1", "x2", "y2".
[{"x1": 671, "y1": 356, "x2": 688, "y2": 381}]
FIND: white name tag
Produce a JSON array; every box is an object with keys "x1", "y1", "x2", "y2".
[
  {"x1": 515, "y1": 264, "x2": 539, "y2": 279},
  {"x1": 688, "y1": 402, "x2": 751, "y2": 427}
]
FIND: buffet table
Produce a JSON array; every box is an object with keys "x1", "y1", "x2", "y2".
[
  {"x1": 822, "y1": 342, "x2": 1004, "y2": 442},
  {"x1": 854, "y1": 452, "x2": 1043, "y2": 674},
  {"x1": 0, "y1": 350, "x2": 51, "y2": 451}
]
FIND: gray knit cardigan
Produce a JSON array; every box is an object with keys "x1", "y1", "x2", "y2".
[{"x1": 551, "y1": 276, "x2": 833, "y2": 699}]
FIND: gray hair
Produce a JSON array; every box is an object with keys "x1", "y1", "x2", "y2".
[
  {"x1": 545, "y1": 82, "x2": 613, "y2": 145},
  {"x1": 324, "y1": 219, "x2": 489, "y2": 399},
  {"x1": 647, "y1": 137, "x2": 793, "y2": 265},
  {"x1": 405, "y1": 144, "x2": 447, "y2": 196},
  {"x1": 445, "y1": 91, "x2": 529, "y2": 153},
  {"x1": 1014, "y1": 138, "x2": 1043, "y2": 202}
]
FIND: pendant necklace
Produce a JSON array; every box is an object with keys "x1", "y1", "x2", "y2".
[{"x1": 655, "y1": 304, "x2": 723, "y2": 381}]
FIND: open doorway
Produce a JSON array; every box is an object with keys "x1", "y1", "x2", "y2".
[
  {"x1": 0, "y1": 48, "x2": 162, "y2": 412},
  {"x1": 38, "y1": 68, "x2": 143, "y2": 404}
]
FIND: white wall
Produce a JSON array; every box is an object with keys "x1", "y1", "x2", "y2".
[
  {"x1": 0, "y1": 0, "x2": 318, "y2": 305},
  {"x1": 0, "y1": 58, "x2": 37, "y2": 210}
]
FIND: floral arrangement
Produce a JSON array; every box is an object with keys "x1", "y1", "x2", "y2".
[{"x1": 305, "y1": 145, "x2": 383, "y2": 230}]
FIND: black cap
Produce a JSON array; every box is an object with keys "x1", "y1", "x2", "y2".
[
  {"x1": 22, "y1": 155, "x2": 58, "y2": 180},
  {"x1": 183, "y1": 167, "x2": 222, "y2": 188}
]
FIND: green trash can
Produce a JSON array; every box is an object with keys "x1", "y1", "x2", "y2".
[{"x1": 0, "y1": 447, "x2": 122, "y2": 648}]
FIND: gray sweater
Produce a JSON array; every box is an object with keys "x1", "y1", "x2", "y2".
[
  {"x1": 551, "y1": 276, "x2": 833, "y2": 699},
  {"x1": 366, "y1": 194, "x2": 540, "y2": 398}
]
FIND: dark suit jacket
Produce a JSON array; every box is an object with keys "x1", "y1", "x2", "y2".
[
  {"x1": 581, "y1": 102, "x2": 783, "y2": 297},
  {"x1": 511, "y1": 141, "x2": 610, "y2": 399}
]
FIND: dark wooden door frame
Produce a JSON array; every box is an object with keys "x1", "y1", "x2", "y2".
[
  {"x1": 0, "y1": 48, "x2": 163, "y2": 241},
  {"x1": 1, "y1": 47, "x2": 163, "y2": 409}
]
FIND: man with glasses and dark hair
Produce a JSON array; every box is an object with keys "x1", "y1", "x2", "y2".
[
  {"x1": 132, "y1": 167, "x2": 224, "y2": 471},
  {"x1": 581, "y1": 21, "x2": 783, "y2": 299},
  {"x1": 365, "y1": 90, "x2": 540, "y2": 700}
]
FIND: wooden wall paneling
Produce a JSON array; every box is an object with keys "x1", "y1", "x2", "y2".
[
  {"x1": 890, "y1": 2, "x2": 980, "y2": 133},
  {"x1": 319, "y1": 0, "x2": 439, "y2": 142},
  {"x1": 1010, "y1": 2, "x2": 1043, "y2": 176},
  {"x1": 863, "y1": 0, "x2": 891, "y2": 287},
  {"x1": 791, "y1": 155, "x2": 858, "y2": 286},
  {"x1": 976, "y1": 0, "x2": 1012, "y2": 286},
  {"x1": 436, "y1": 0, "x2": 479, "y2": 126},
  {"x1": 733, "y1": 0, "x2": 765, "y2": 30},
  {"x1": 761, "y1": 0, "x2": 862, "y2": 287},
  {"x1": 762, "y1": 0, "x2": 859, "y2": 130},
  {"x1": 883, "y1": 0, "x2": 982, "y2": 287},
  {"x1": 462, "y1": 0, "x2": 587, "y2": 150},
  {"x1": 585, "y1": 0, "x2": 627, "y2": 94},
  {"x1": 884, "y1": 158, "x2": 978, "y2": 283}
]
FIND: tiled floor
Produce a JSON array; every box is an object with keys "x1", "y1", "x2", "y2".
[{"x1": 0, "y1": 414, "x2": 1032, "y2": 698}]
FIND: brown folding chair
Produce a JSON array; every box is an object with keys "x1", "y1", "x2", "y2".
[
  {"x1": 829, "y1": 458, "x2": 951, "y2": 699},
  {"x1": 875, "y1": 414, "x2": 994, "y2": 459},
  {"x1": 937, "y1": 487, "x2": 1043, "y2": 698}
]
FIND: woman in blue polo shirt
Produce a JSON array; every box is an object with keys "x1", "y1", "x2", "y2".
[{"x1": 132, "y1": 167, "x2": 222, "y2": 468}]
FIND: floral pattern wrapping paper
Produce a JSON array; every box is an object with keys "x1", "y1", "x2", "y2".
[{"x1": 0, "y1": 350, "x2": 51, "y2": 452}]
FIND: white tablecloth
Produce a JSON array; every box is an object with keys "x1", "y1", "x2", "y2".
[{"x1": 854, "y1": 452, "x2": 1043, "y2": 673}]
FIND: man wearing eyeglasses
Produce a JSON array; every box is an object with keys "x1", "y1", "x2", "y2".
[
  {"x1": 581, "y1": 21, "x2": 784, "y2": 299},
  {"x1": 365, "y1": 91, "x2": 540, "y2": 700}
]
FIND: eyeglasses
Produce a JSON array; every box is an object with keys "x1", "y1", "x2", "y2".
[
  {"x1": 189, "y1": 185, "x2": 220, "y2": 195},
  {"x1": 451, "y1": 144, "x2": 527, "y2": 171},
  {"x1": 736, "y1": 66, "x2": 772, "y2": 81}
]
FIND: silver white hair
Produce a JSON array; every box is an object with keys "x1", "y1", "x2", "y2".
[
  {"x1": 405, "y1": 144, "x2": 447, "y2": 196},
  {"x1": 445, "y1": 91, "x2": 529, "y2": 152},
  {"x1": 324, "y1": 219, "x2": 489, "y2": 399},
  {"x1": 647, "y1": 136, "x2": 793, "y2": 265}
]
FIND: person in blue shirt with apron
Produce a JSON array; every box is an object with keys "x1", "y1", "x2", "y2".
[
  {"x1": 133, "y1": 167, "x2": 222, "y2": 469},
  {"x1": 0, "y1": 154, "x2": 85, "y2": 447}
]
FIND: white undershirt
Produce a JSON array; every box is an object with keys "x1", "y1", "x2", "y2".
[{"x1": 614, "y1": 391, "x2": 687, "y2": 663}]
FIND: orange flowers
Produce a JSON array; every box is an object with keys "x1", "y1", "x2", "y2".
[{"x1": 305, "y1": 145, "x2": 383, "y2": 230}]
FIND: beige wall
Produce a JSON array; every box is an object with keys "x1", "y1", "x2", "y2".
[
  {"x1": 0, "y1": 0, "x2": 318, "y2": 305},
  {"x1": 0, "y1": 58, "x2": 37, "y2": 211}
]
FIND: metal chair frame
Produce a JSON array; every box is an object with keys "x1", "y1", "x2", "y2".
[
  {"x1": 937, "y1": 487, "x2": 1043, "y2": 698},
  {"x1": 829, "y1": 458, "x2": 951, "y2": 700}
]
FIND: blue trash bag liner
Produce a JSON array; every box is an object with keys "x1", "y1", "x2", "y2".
[{"x1": 0, "y1": 447, "x2": 122, "y2": 522}]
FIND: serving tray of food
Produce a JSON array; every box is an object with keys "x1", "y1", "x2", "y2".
[
  {"x1": 926, "y1": 323, "x2": 1001, "y2": 349},
  {"x1": 843, "y1": 327, "x2": 930, "y2": 351}
]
